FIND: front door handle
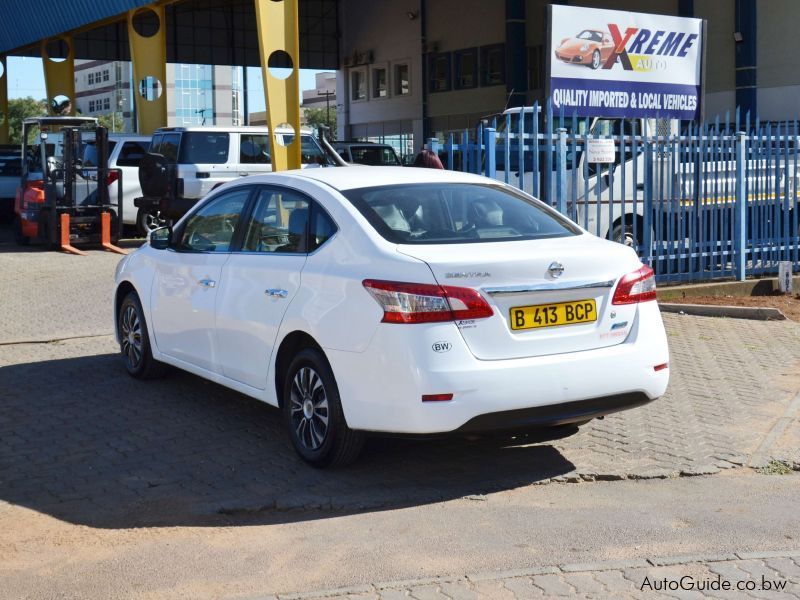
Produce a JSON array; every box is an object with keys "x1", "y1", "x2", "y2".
[
  {"x1": 198, "y1": 278, "x2": 216, "y2": 288},
  {"x1": 265, "y1": 288, "x2": 288, "y2": 298}
]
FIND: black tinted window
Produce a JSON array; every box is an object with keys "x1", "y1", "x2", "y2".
[
  {"x1": 343, "y1": 183, "x2": 580, "y2": 244},
  {"x1": 160, "y1": 134, "x2": 180, "y2": 162},
  {"x1": 349, "y1": 146, "x2": 400, "y2": 166},
  {"x1": 240, "y1": 134, "x2": 270, "y2": 164},
  {"x1": 310, "y1": 204, "x2": 337, "y2": 251},
  {"x1": 117, "y1": 141, "x2": 150, "y2": 167},
  {"x1": 179, "y1": 132, "x2": 229, "y2": 164},
  {"x1": 179, "y1": 188, "x2": 250, "y2": 252}
]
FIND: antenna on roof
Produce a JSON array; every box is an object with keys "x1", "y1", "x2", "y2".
[{"x1": 503, "y1": 88, "x2": 515, "y2": 112}]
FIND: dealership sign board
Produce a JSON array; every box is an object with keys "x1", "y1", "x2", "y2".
[{"x1": 548, "y1": 5, "x2": 704, "y2": 120}]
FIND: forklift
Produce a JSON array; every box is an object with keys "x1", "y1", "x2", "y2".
[{"x1": 13, "y1": 116, "x2": 125, "y2": 255}]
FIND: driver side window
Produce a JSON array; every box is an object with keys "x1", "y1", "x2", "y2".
[{"x1": 178, "y1": 188, "x2": 251, "y2": 252}]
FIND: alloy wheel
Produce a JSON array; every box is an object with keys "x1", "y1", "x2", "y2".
[
  {"x1": 120, "y1": 304, "x2": 143, "y2": 369},
  {"x1": 290, "y1": 366, "x2": 330, "y2": 451}
]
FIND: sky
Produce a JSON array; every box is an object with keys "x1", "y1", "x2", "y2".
[{"x1": 5, "y1": 57, "x2": 329, "y2": 112}]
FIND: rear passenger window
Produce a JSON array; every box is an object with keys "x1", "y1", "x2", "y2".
[
  {"x1": 240, "y1": 134, "x2": 270, "y2": 164},
  {"x1": 310, "y1": 205, "x2": 337, "y2": 251},
  {"x1": 241, "y1": 187, "x2": 310, "y2": 254},
  {"x1": 179, "y1": 132, "x2": 229, "y2": 164},
  {"x1": 116, "y1": 141, "x2": 150, "y2": 167}
]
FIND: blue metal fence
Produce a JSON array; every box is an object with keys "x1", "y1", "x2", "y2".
[{"x1": 431, "y1": 102, "x2": 800, "y2": 284}]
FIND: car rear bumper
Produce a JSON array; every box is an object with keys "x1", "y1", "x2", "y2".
[{"x1": 325, "y1": 301, "x2": 669, "y2": 434}]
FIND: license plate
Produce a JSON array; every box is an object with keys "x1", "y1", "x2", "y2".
[{"x1": 509, "y1": 299, "x2": 597, "y2": 331}]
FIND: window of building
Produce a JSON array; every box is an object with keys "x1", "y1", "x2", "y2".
[
  {"x1": 173, "y1": 64, "x2": 215, "y2": 125},
  {"x1": 103, "y1": 98, "x2": 110, "y2": 110},
  {"x1": 372, "y1": 67, "x2": 388, "y2": 98},
  {"x1": 428, "y1": 52, "x2": 451, "y2": 93},
  {"x1": 103, "y1": 69, "x2": 109, "y2": 82},
  {"x1": 88, "y1": 72, "x2": 95, "y2": 85},
  {"x1": 351, "y1": 68, "x2": 366, "y2": 101},
  {"x1": 88, "y1": 100, "x2": 95, "y2": 112},
  {"x1": 394, "y1": 63, "x2": 410, "y2": 96},
  {"x1": 481, "y1": 44, "x2": 506, "y2": 87},
  {"x1": 454, "y1": 48, "x2": 478, "y2": 90}
]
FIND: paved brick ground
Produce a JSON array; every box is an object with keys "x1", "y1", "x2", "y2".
[
  {"x1": 267, "y1": 551, "x2": 800, "y2": 599},
  {"x1": 1, "y1": 240, "x2": 799, "y2": 527}
]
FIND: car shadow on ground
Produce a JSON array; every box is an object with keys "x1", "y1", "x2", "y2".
[{"x1": 0, "y1": 352, "x2": 577, "y2": 529}]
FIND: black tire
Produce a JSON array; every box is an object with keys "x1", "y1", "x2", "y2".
[
  {"x1": 138, "y1": 152, "x2": 171, "y2": 199},
  {"x1": 591, "y1": 49, "x2": 601, "y2": 70},
  {"x1": 13, "y1": 215, "x2": 30, "y2": 246},
  {"x1": 611, "y1": 219, "x2": 642, "y2": 248},
  {"x1": 282, "y1": 348, "x2": 364, "y2": 468},
  {"x1": 118, "y1": 291, "x2": 168, "y2": 379}
]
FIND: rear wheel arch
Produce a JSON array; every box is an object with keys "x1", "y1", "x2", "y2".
[{"x1": 274, "y1": 330, "x2": 326, "y2": 408}]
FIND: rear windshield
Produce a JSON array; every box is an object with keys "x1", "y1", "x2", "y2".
[
  {"x1": 343, "y1": 183, "x2": 580, "y2": 244},
  {"x1": 178, "y1": 132, "x2": 229, "y2": 164},
  {"x1": 349, "y1": 146, "x2": 400, "y2": 166}
]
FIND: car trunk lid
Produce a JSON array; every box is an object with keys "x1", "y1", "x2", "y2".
[{"x1": 398, "y1": 235, "x2": 642, "y2": 360}]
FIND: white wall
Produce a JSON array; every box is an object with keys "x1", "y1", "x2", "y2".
[{"x1": 337, "y1": 0, "x2": 423, "y2": 145}]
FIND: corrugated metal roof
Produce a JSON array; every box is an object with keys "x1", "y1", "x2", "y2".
[{"x1": 0, "y1": 0, "x2": 153, "y2": 54}]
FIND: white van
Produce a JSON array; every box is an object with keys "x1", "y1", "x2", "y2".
[{"x1": 136, "y1": 125, "x2": 330, "y2": 231}]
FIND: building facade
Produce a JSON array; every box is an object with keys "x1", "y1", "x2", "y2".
[
  {"x1": 74, "y1": 60, "x2": 242, "y2": 131},
  {"x1": 337, "y1": 0, "x2": 795, "y2": 152}
]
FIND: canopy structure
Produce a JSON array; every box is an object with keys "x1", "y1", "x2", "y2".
[
  {"x1": 0, "y1": 0, "x2": 339, "y2": 69},
  {"x1": 0, "y1": 0, "x2": 339, "y2": 168}
]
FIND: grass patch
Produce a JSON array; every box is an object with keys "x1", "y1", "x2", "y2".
[{"x1": 757, "y1": 460, "x2": 793, "y2": 475}]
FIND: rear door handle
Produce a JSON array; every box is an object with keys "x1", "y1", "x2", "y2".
[
  {"x1": 198, "y1": 278, "x2": 216, "y2": 288},
  {"x1": 265, "y1": 288, "x2": 288, "y2": 298}
]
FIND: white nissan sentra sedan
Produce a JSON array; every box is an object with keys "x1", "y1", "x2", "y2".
[{"x1": 114, "y1": 166, "x2": 669, "y2": 467}]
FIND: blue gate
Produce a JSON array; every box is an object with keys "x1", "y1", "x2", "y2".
[{"x1": 431, "y1": 102, "x2": 800, "y2": 283}]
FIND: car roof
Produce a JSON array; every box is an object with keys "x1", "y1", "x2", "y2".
[
  {"x1": 108, "y1": 134, "x2": 151, "y2": 141},
  {"x1": 154, "y1": 126, "x2": 313, "y2": 134},
  {"x1": 260, "y1": 166, "x2": 494, "y2": 192},
  {"x1": 333, "y1": 141, "x2": 393, "y2": 147}
]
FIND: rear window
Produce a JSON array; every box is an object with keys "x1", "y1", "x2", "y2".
[
  {"x1": 343, "y1": 183, "x2": 580, "y2": 244},
  {"x1": 349, "y1": 146, "x2": 400, "y2": 166},
  {"x1": 178, "y1": 132, "x2": 229, "y2": 164}
]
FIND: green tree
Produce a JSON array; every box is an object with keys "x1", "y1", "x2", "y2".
[
  {"x1": 7, "y1": 97, "x2": 47, "y2": 144},
  {"x1": 303, "y1": 106, "x2": 337, "y2": 140},
  {"x1": 97, "y1": 112, "x2": 125, "y2": 133}
]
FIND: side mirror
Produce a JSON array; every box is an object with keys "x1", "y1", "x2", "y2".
[{"x1": 149, "y1": 226, "x2": 172, "y2": 250}]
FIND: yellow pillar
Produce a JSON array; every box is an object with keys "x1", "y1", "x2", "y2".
[
  {"x1": 0, "y1": 56, "x2": 8, "y2": 143},
  {"x1": 254, "y1": 0, "x2": 301, "y2": 171},
  {"x1": 127, "y1": 5, "x2": 168, "y2": 134},
  {"x1": 41, "y1": 37, "x2": 76, "y2": 116}
]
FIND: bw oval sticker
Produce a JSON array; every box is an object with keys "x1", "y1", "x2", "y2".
[{"x1": 432, "y1": 341, "x2": 452, "y2": 353}]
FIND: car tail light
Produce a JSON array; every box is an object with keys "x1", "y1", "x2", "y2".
[
  {"x1": 362, "y1": 279, "x2": 494, "y2": 324},
  {"x1": 612, "y1": 265, "x2": 657, "y2": 305},
  {"x1": 106, "y1": 171, "x2": 119, "y2": 185}
]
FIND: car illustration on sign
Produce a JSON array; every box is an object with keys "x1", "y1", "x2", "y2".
[{"x1": 554, "y1": 29, "x2": 615, "y2": 69}]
